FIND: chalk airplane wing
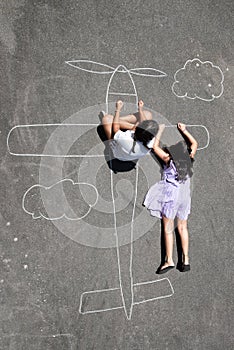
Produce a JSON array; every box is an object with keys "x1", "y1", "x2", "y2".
[{"x1": 7, "y1": 124, "x2": 210, "y2": 156}]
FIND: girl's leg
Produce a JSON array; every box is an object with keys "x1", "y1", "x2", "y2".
[
  {"x1": 177, "y1": 218, "x2": 189, "y2": 264},
  {"x1": 160, "y1": 216, "x2": 175, "y2": 269}
]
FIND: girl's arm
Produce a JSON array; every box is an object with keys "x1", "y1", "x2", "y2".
[
  {"x1": 112, "y1": 100, "x2": 123, "y2": 135},
  {"x1": 177, "y1": 123, "x2": 198, "y2": 158},
  {"x1": 153, "y1": 124, "x2": 170, "y2": 163}
]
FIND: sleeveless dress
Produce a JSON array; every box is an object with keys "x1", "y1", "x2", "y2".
[{"x1": 143, "y1": 160, "x2": 191, "y2": 220}]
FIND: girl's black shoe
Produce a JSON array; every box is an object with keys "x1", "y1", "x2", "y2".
[
  {"x1": 181, "y1": 263, "x2": 190, "y2": 272},
  {"x1": 156, "y1": 265, "x2": 175, "y2": 274}
]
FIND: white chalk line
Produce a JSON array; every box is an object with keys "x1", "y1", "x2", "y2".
[
  {"x1": 66, "y1": 59, "x2": 115, "y2": 74},
  {"x1": 165, "y1": 124, "x2": 210, "y2": 150},
  {"x1": 128, "y1": 162, "x2": 139, "y2": 319},
  {"x1": 65, "y1": 59, "x2": 167, "y2": 77},
  {"x1": 110, "y1": 156, "x2": 131, "y2": 318},
  {"x1": 7, "y1": 123, "x2": 104, "y2": 157},
  {"x1": 79, "y1": 306, "x2": 124, "y2": 315},
  {"x1": 105, "y1": 65, "x2": 138, "y2": 114},
  {"x1": 133, "y1": 277, "x2": 174, "y2": 305},
  {"x1": 108, "y1": 92, "x2": 137, "y2": 96},
  {"x1": 172, "y1": 58, "x2": 224, "y2": 101},
  {"x1": 110, "y1": 161, "x2": 139, "y2": 320},
  {"x1": 7, "y1": 123, "x2": 209, "y2": 156},
  {"x1": 129, "y1": 67, "x2": 167, "y2": 78},
  {"x1": 79, "y1": 277, "x2": 174, "y2": 315},
  {"x1": 79, "y1": 286, "x2": 124, "y2": 315},
  {"x1": 22, "y1": 178, "x2": 98, "y2": 221}
]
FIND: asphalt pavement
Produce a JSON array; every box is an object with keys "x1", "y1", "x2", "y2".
[{"x1": 0, "y1": 0, "x2": 233, "y2": 349}]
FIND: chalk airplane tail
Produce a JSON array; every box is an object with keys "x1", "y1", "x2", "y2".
[{"x1": 79, "y1": 278, "x2": 174, "y2": 319}]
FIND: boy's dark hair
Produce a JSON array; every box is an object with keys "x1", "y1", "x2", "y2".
[
  {"x1": 165, "y1": 140, "x2": 194, "y2": 181},
  {"x1": 132, "y1": 120, "x2": 159, "y2": 153}
]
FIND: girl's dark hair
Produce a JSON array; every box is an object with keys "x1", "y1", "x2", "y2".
[
  {"x1": 132, "y1": 120, "x2": 159, "y2": 153},
  {"x1": 165, "y1": 140, "x2": 194, "y2": 181}
]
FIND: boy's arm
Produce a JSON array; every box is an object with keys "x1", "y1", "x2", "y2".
[
  {"x1": 178, "y1": 123, "x2": 198, "y2": 158},
  {"x1": 153, "y1": 124, "x2": 170, "y2": 163},
  {"x1": 112, "y1": 100, "x2": 123, "y2": 135}
]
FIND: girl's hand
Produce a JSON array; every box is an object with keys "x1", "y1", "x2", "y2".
[
  {"x1": 177, "y1": 123, "x2": 186, "y2": 132},
  {"x1": 138, "y1": 100, "x2": 144, "y2": 109},
  {"x1": 189, "y1": 151, "x2": 195, "y2": 159},
  {"x1": 158, "y1": 124, "x2": 166, "y2": 132},
  {"x1": 116, "y1": 100, "x2": 123, "y2": 111}
]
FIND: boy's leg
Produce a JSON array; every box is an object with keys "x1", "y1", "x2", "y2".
[
  {"x1": 101, "y1": 110, "x2": 153, "y2": 140},
  {"x1": 133, "y1": 110, "x2": 153, "y2": 122},
  {"x1": 120, "y1": 110, "x2": 152, "y2": 123},
  {"x1": 102, "y1": 114, "x2": 114, "y2": 140},
  {"x1": 121, "y1": 110, "x2": 152, "y2": 124},
  {"x1": 102, "y1": 114, "x2": 134, "y2": 140}
]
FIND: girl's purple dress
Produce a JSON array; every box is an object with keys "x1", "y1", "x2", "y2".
[{"x1": 143, "y1": 160, "x2": 191, "y2": 220}]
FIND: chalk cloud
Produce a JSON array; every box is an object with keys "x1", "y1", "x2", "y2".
[
  {"x1": 22, "y1": 179, "x2": 98, "y2": 220},
  {"x1": 172, "y1": 58, "x2": 224, "y2": 101}
]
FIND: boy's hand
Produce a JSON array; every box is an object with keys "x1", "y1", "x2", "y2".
[
  {"x1": 116, "y1": 100, "x2": 123, "y2": 111},
  {"x1": 138, "y1": 100, "x2": 144, "y2": 109},
  {"x1": 132, "y1": 121, "x2": 139, "y2": 130},
  {"x1": 177, "y1": 123, "x2": 186, "y2": 132}
]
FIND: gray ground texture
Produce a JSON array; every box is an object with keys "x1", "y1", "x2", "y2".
[{"x1": 0, "y1": 0, "x2": 234, "y2": 349}]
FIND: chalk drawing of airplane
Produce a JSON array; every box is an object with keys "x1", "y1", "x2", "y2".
[{"x1": 7, "y1": 60, "x2": 209, "y2": 320}]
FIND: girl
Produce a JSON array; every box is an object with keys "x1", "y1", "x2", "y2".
[
  {"x1": 101, "y1": 100, "x2": 159, "y2": 161},
  {"x1": 144, "y1": 123, "x2": 198, "y2": 274}
]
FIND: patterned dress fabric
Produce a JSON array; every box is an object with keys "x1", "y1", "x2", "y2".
[{"x1": 143, "y1": 160, "x2": 191, "y2": 220}]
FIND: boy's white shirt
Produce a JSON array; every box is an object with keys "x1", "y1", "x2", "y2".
[{"x1": 111, "y1": 130, "x2": 155, "y2": 161}]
